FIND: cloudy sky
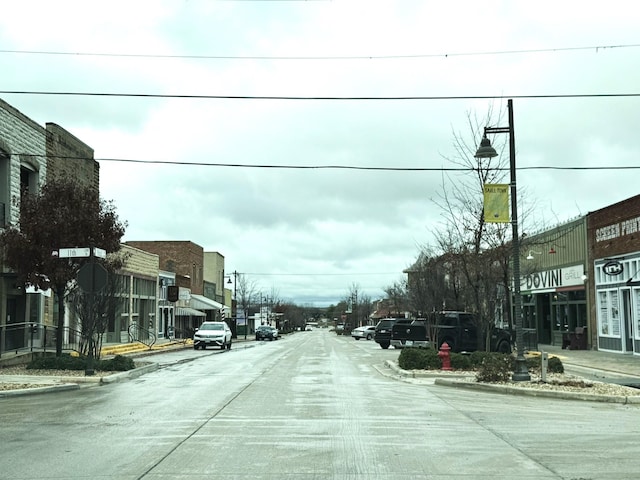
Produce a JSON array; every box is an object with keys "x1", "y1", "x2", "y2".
[{"x1": 2, "y1": 1, "x2": 639, "y2": 306}]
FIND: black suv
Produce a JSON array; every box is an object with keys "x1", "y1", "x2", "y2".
[
  {"x1": 255, "y1": 325, "x2": 277, "y2": 341},
  {"x1": 374, "y1": 318, "x2": 401, "y2": 349}
]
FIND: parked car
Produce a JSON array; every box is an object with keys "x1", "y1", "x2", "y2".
[
  {"x1": 335, "y1": 323, "x2": 345, "y2": 334},
  {"x1": 256, "y1": 325, "x2": 278, "y2": 341},
  {"x1": 374, "y1": 318, "x2": 402, "y2": 349},
  {"x1": 193, "y1": 321, "x2": 232, "y2": 350},
  {"x1": 351, "y1": 325, "x2": 376, "y2": 340}
]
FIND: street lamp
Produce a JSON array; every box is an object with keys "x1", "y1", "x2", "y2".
[
  {"x1": 225, "y1": 270, "x2": 238, "y2": 338},
  {"x1": 474, "y1": 98, "x2": 530, "y2": 382}
]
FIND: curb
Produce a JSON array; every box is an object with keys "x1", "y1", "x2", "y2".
[
  {"x1": 434, "y1": 378, "x2": 640, "y2": 404},
  {"x1": 0, "y1": 383, "x2": 80, "y2": 398},
  {"x1": 380, "y1": 360, "x2": 640, "y2": 404},
  {"x1": 99, "y1": 362, "x2": 160, "y2": 384}
]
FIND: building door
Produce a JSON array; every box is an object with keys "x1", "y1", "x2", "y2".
[{"x1": 622, "y1": 289, "x2": 634, "y2": 353}]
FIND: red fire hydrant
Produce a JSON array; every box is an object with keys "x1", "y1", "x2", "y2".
[{"x1": 438, "y1": 342, "x2": 452, "y2": 371}]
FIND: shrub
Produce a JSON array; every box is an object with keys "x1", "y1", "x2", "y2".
[
  {"x1": 27, "y1": 353, "x2": 136, "y2": 372},
  {"x1": 476, "y1": 354, "x2": 512, "y2": 382},
  {"x1": 399, "y1": 348, "x2": 427, "y2": 370},
  {"x1": 548, "y1": 356, "x2": 564, "y2": 374},
  {"x1": 398, "y1": 348, "x2": 440, "y2": 370},
  {"x1": 469, "y1": 351, "x2": 492, "y2": 366},
  {"x1": 27, "y1": 354, "x2": 86, "y2": 371},
  {"x1": 97, "y1": 355, "x2": 135, "y2": 372},
  {"x1": 525, "y1": 354, "x2": 564, "y2": 374},
  {"x1": 449, "y1": 353, "x2": 472, "y2": 370}
]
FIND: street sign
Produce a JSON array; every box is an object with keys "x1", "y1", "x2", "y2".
[
  {"x1": 77, "y1": 262, "x2": 109, "y2": 293},
  {"x1": 58, "y1": 247, "x2": 107, "y2": 259},
  {"x1": 59, "y1": 247, "x2": 91, "y2": 258}
]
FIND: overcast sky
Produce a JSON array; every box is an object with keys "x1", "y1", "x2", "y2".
[{"x1": 2, "y1": 1, "x2": 639, "y2": 307}]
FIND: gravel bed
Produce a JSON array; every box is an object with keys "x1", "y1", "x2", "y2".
[
  {"x1": 456, "y1": 372, "x2": 640, "y2": 396},
  {"x1": 391, "y1": 362, "x2": 640, "y2": 397},
  {"x1": 0, "y1": 365, "x2": 116, "y2": 391}
]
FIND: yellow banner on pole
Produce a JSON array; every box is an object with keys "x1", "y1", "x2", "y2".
[{"x1": 483, "y1": 184, "x2": 510, "y2": 223}]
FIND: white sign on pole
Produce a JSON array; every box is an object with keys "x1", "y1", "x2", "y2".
[
  {"x1": 58, "y1": 247, "x2": 91, "y2": 258},
  {"x1": 57, "y1": 247, "x2": 107, "y2": 259}
]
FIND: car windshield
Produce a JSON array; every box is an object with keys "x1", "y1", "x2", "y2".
[{"x1": 200, "y1": 324, "x2": 223, "y2": 331}]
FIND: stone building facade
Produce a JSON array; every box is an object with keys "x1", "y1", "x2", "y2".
[
  {"x1": 0, "y1": 99, "x2": 48, "y2": 344},
  {"x1": 45, "y1": 122, "x2": 99, "y2": 191}
]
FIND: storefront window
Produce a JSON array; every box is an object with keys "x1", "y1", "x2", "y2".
[{"x1": 598, "y1": 289, "x2": 621, "y2": 337}]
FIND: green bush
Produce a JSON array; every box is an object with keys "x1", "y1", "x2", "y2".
[
  {"x1": 97, "y1": 355, "x2": 135, "y2": 372},
  {"x1": 476, "y1": 354, "x2": 512, "y2": 382},
  {"x1": 398, "y1": 348, "x2": 428, "y2": 370},
  {"x1": 525, "y1": 355, "x2": 564, "y2": 374},
  {"x1": 548, "y1": 356, "x2": 564, "y2": 374},
  {"x1": 449, "y1": 353, "x2": 472, "y2": 370},
  {"x1": 27, "y1": 353, "x2": 136, "y2": 372},
  {"x1": 398, "y1": 348, "x2": 441, "y2": 370},
  {"x1": 27, "y1": 354, "x2": 86, "y2": 371},
  {"x1": 469, "y1": 351, "x2": 493, "y2": 366},
  {"x1": 397, "y1": 349, "x2": 564, "y2": 378}
]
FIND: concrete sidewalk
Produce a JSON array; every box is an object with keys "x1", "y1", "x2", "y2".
[{"x1": 535, "y1": 344, "x2": 640, "y2": 379}]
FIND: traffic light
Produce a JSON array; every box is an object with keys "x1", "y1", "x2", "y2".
[{"x1": 167, "y1": 285, "x2": 179, "y2": 302}]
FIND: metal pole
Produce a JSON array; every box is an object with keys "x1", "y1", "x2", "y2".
[
  {"x1": 508, "y1": 99, "x2": 531, "y2": 381},
  {"x1": 85, "y1": 246, "x2": 95, "y2": 376}
]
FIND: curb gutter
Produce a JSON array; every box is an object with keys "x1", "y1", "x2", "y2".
[{"x1": 379, "y1": 360, "x2": 640, "y2": 404}]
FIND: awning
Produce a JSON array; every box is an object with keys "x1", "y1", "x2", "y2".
[
  {"x1": 189, "y1": 294, "x2": 225, "y2": 310},
  {"x1": 175, "y1": 307, "x2": 206, "y2": 317}
]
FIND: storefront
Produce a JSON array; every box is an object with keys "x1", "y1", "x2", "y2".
[
  {"x1": 588, "y1": 194, "x2": 640, "y2": 355},
  {"x1": 521, "y1": 264, "x2": 588, "y2": 348},
  {"x1": 593, "y1": 255, "x2": 640, "y2": 354}
]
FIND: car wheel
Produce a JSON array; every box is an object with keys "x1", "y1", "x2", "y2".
[
  {"x1": 380, "y1": 342, "x2": 390, "y2": 349},
  {"x1": 497, "y1": 340, "x2": 511, "y2": 354},
  {"x1": 354, "y1": 337, "x2": 360, "y2": 340},
  {"x1": 366, "y1": 334, "x2": 373, "y2": 340},
  {"x1": 193, "y1": 345, "x2": 198, "y2": 350},
  {"x1": 202, "y1": 345, "x2": 206, "y2": 350}
]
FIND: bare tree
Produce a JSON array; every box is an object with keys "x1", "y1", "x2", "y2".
[
  {"x1": 383, "y1": 280, "x2": 408, "y2": 317},
  {"x1": 429, "y1": 104, "x2": 522, "y2": 350},
  {"x1": 67, "y1": 253, "x2": 128, "y2": 360},
  {"x1": 235, "y1": 274, "x2": 258, "y2": 334}
]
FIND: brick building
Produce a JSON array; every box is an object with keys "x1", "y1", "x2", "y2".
[{"x1": 588, "y1": 194, "x2": 640, "y2": 355}]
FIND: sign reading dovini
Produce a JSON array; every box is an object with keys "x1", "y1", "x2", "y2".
[{"x1": 521, "y1": 265, "x2": 585, "y2": 292}]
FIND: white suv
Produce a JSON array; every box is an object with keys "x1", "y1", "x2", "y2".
[{"x1": 193, "y1": 321, "x2": 232, "y2": 350}]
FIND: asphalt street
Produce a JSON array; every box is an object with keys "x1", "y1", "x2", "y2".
[{"x1": 1, "y1": 330, "x2": 640, "y2": 479}]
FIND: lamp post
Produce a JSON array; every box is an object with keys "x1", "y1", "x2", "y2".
[
  {"x1": 474, "y1": 98, "x2": 530, "y2": 381},
  {"x1": 225, "y1": 270, "x2": 238, "y2": 338}
]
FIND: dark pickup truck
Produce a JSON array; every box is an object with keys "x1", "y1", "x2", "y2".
[
  {"x1": 374, "y1": 318, "x2": 407, "y2": 349},
  {"x1": 390, "y1": 311, "x2": 512, "y2": 353}
]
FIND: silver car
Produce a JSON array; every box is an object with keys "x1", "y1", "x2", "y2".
[{"x1": 351, "y1": 325, "x2": 376, "y2": 340}]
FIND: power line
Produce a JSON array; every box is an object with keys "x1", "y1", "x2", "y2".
[
  {"x1": 14, "y1": 153, "x2": 640, "y2": 172},
  {"x1": 2, "y1": 90, "x2": 640, "y2": 101},
  {"x1": 0, "y1": 43, "x2": 637, "y2": 61}
]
